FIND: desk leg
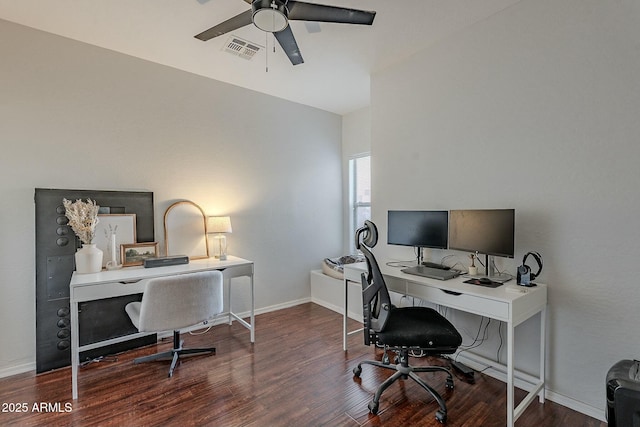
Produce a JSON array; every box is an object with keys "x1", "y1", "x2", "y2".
[
  {"x1": 343, "y1": 277, "x2": 348, "y2": 351},
  {"x1": 507, "y1": 321, "x2": 515, "y2": 427},
  {"x1": 539, "y1": 306, "x2": 546, "y2": 403},
  {"x1": 227, "y1": 277, "x2": 233, "y2": 326},
  {"x1": 71, "y1": 299, "x2": 79, "y2": 400},
  {"x1": 226, "y1": 274, "x2": 255, "y2": 343},
  {"x1": 250, "y1": 273, "x2": 255, "y2": 343}
]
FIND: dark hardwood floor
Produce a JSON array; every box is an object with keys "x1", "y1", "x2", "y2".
[{"x1": 0, "y1": 303, "x2": 605, "y2": 426}]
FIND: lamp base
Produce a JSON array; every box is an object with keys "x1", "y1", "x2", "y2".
[{"x1": 212, "y1": 234, "x2": 227, "y2": 260}]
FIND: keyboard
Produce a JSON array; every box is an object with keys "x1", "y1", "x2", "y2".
[
  {"x1": 401, "y1": 265, "x2": 460, "y2": 281},
  {"x1": 421, "y1": 261, "x2": 449, "y2": 270}
]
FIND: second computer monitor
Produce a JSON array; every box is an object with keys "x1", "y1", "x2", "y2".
[
  {"x1": 448, "y1": 209, "x2": 515, "y2": 258},
  {"x1": 387, "y1": 210, "x2": 449, "y2": 249}
]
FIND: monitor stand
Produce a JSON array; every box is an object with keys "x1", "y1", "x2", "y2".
[
  {"x1": 416, "y1": 247, "x2": 425, "y2": 266},
  {"x1": 486, "y1": 255, "x2": 512, "y2": 283}
]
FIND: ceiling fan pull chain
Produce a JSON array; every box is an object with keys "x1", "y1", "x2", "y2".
[
  {"x1": 272, "y1": 11, "x2": 276, "y2": 54},
  {"x1": 265, "y1": 31, "x2": 269, "y2": 72}
]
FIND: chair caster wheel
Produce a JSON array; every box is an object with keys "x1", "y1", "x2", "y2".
[
  {"x1": 353, "y1": 366, "x2": 362, "y2": 377},
  {"x1": 435, "y1": 410, "x2": 447, "y2": 423},
  {"x1": 382, "y1": 354, "x2": 390, "y2": 365},
  {"x1": 368, "y1": 401, "x2": 379, "y2": 415},
  {"x1": 446, "y1": 377, "x2": 454, "y2": 389}
]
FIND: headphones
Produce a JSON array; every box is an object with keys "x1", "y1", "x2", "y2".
[{"x1": 517, "y1": 251, "x2": 543, "y2": 286}]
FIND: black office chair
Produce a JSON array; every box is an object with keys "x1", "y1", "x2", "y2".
[{"x1": 352, "y1": 220, "x2": 462, "y2": 423}]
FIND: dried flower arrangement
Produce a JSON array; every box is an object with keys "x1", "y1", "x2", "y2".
[{"x1": 62, "y1": 198, "x2": 101, "y2": 245}]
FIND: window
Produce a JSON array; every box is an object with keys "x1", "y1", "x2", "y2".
[{"x1": 349, "y1": 155, "x2": 371, "y2": 252}]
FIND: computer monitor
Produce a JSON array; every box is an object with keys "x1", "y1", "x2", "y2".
[
  {"x1": 448, "y1": 209, "x2": 515, "y2": 280},
  {"x1": 387, "y1": 210, "x2": 448, "y2": 264}
]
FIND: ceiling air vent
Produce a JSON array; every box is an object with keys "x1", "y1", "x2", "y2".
[{"x1": 223, "y1": 36, "x2": 263, "y2": 61}]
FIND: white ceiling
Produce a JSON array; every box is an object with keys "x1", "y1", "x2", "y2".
[{"x1": 0, "y1": 0, "x2": 521, "y2": 115}]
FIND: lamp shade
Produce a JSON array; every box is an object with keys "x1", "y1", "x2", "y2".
[{"x1": 207, "y1": 216, "x2": 232, "y2": 234}]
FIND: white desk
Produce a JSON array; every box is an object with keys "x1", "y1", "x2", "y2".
[
  {"x1": 343, "y1": 262, "x2": 547, "y2": 427},
  {"x1": 69, "y1": 256, "x2": 254, "y2": 400}
]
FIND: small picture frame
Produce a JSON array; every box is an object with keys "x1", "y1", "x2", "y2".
[{"x1": 121, "y1": 242, "x2": 159, "y2": 267}]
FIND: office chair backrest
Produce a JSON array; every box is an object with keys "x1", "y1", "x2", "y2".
[
  {"x1": 355, "y1": 220, "x2": 392, "y2": 345},
  {"x1": 137, "y1": 270, "x2": 223, "y2": 332}
]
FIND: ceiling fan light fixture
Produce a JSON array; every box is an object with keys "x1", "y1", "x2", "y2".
[
  {"x1": 196, "y1": 0, "x2": 376, "y2": 66},
  {"x1": 252, "y1": 0, "x2": 288, "y2": 32}
]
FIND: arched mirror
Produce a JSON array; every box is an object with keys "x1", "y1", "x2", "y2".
[{"x1": 164, "y1": 201, "x2": 209, "y2": 260}]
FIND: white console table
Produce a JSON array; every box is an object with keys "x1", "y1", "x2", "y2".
[
  {"x1": 343, "y1": 261, "x2": 547, "y2": 427},
  {"x1": 69, "y1": 256, "x2": 254, "y2": 400}
]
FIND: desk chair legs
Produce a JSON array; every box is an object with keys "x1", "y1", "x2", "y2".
[
  {"x1": 353, "y1": 348, "x2": 454, "y2": 423},
  {"x1": 133, "y1": 330, "x2": 216, "y2": 378}
]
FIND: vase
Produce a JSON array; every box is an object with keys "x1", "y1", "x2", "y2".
[{"x1": 75, "y1": 243, "x2": 103, "y2": 274}]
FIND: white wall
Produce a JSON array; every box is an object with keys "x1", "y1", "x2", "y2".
[
  {"x1": 0, "y1": 19, "x2": 342, "y2": 375},
  {"x1": 371, "y1": 0, "x2": 639, "y2": 417}
]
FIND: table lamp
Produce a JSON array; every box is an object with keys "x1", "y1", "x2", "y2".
[{"x1": 207, "y1": 216, "x2": 232, "y2": 260}]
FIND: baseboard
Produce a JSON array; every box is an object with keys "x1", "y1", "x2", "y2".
[
  {"x1": 455, "y1": 352, "x2": 606, "y2": 422},
  {"x1": 308, "y1": 297, "x2": 340, "y2": 314},
  {"x1": 544, "y1": 389, "x2": 606, "y2": 422},
  {"x1": 254, "y1": 297, "x2": 312, "y2": 316},
  {"x1": 0, "y1": 361, "x2": 36, "y2": 379},
  {"x1": 310, "y1": 297, "x2": 362, "y2": 322},
  {"x1": 165, "y1": 297, "x2": 313, "y2": 338}
]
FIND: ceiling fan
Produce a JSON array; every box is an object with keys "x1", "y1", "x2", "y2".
[{"x1": 194, "y1": 0, "x2": 376, "y2": 65}]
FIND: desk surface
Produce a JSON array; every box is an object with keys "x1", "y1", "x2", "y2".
[
  {"x1": 71, "y1": 256, "x2": 252, "y2": 288},
  {"x1": 344, "y1": 261, "x2": 546, "y2": 304}
]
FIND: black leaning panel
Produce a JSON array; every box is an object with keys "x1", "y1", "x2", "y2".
[
  {"x1": 35, "y1": 188, "x2": 155, "y2": 373},
  {"x1": 46, "y1": 255, "x2": 75, "y2": 300},
  {"x1": 78, "y1": 294, "x2": 143, "y2": 346}
]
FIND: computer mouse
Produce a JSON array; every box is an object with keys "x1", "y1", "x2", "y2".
[{"x1": 478, "y1": 277, "x2": 493, "y2": 285}]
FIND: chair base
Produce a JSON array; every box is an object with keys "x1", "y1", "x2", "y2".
[
  {"x1": 133, "y1": 330, "x2": 216, "y2": 377},
  {"x1": 353, "y1": 348, "x2": 454, "y2": 424}
]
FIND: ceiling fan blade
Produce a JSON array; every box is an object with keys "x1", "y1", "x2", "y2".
[
  {"x1": 194, "y1": 10, "x2": 253, "y2": 41},
  {"x1": 274, "y1": 26, "x2": 304, "y2": 65},
  {"x1": 286, "y1": 1, "x2": 376, "y2": 25}
]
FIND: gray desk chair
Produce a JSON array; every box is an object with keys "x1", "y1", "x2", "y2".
[
  {"x1": 125, "y1": 270, "x2": 223, "y2": 377},
  {"x1": 352, "y1": 220, "x2": 462, "y2": 423}
]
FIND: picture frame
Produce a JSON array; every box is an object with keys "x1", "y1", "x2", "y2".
[
  {"x1": 94, "y1": 214, "x2": 137, "y2": 267},
  {"x1": 121, "y1": 242, "x2": 159, "y2": 267}
]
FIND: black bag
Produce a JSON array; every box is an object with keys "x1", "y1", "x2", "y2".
[{"x1": 606, "y1": 359, "x2": 640, "y2": 426}]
